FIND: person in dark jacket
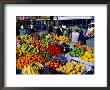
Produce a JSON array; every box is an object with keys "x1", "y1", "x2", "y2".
[
  {"x1": 78, "y1": 29, "x2": 86, "y2": 45},
  {"x1": 56, "y1": 27, "x2": 63, "y2": 36},
  {"x1": 48, "y1": 25, "x2": 53, "y2": 34},
  {"x1": 16, "y1": 21, "x2": 20, "y2": 36}
]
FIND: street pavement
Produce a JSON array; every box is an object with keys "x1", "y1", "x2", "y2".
[{"x1": 86, "y1": 38, "x2": 94, "y2": 48}]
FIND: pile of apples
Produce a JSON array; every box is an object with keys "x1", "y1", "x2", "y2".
[{"x1": 56, "y1": 61, "x2": 86, "y2": 74}]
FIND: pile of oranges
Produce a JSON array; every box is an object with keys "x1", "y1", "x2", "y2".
[{"x1": 16, "y1": 53, "x2": 43, "y2": 69}]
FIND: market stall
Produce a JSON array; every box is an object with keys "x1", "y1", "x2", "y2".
[{"x1": 16, "y1": 32, "x2": 94, "y2": 75}]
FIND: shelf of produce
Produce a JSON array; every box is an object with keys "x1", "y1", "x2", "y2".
[{"x1": 65, "y1": 53, "x2": 94, "y2": 66}]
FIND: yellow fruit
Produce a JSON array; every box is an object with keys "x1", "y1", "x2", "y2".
[
  {"x1": 69, "y1": 72, "x2": 73, "y2": 74},
  {"x1": 64, "y1": 67, "x2": 68, "y2": 71},
  {"x1": 59, "y1": 67, "x2": 63, "y2": 71},
  {"x1": 63, "y1": 66, "x2": 66, "y2": 69},
  {"x1": 62, "y1": 70, "x2": 65, "y2": 73},
  {"x1": 71, "y1": 70, "x2": 76, "y2": 74},
  {"x1": 90, "y1": 58, "x2": 94, "y2": 62},
  {"x1": 81, "y1": 65, "x2": 85, "y2": 70},
  {"x1": 80, "y1": 56, "x2": 84, "y2": 60},
  {"x1": 66, "y1": 63, "x2": 69, "y2": 66},
  {"x1": 87, "y1": 53, "x2": 92, "y2": 58},
  {"x1": 84, "y1": 51, "x2": 89, "y2": 56},
  {"x1": 91, "y1": 53, "x2": 94, "y2": 58},
  {"x1": 81, "y1": 70, "x2": 84, "y2": 73},
  {"x1": 70, "y1": 67, "x2": 73, "y2": 70},
  {"x1": 66, "y1": 70, "x2": 70, "y2": 73},
  {"x1": 56, "y1": 68, "x2": 60, "y2": 71},
  {"x1": 73, "y1": 61, "x2": 77, "y2": 65},
  {"x1": 76, "y1": 68, "x2": 80, "y2": 72},
  {"x1": 77, "y1": 72, "x2": 81, "y2": 75}
]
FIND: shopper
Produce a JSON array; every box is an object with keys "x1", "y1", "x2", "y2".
[
  {"x1": 71, "y1": 26, "x2": 79, "y2": 43},
  {"x1": 56, "y1": 27, "x2": 63, "y2": 36},
  {"x1": 24, "y1": 24, "x2": 28, "y2": 35},
  {"x1": 65, "y1": 26, "x2": 72, "y2": 38},
  {"x1": 78, "y1": 29, "x2": 86, "y2": 45},
  {"x1": 48, "y1": 25, "x2": 53, "y2": 34},
  {"x1": 16, "y1": 21, "x2": 20, "y2": 36},
  {"x1": 19, "y1": 24, "x2": 24, "y2": 36}
]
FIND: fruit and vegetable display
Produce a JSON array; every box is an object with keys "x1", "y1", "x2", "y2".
[
  {"x1": 17, "y1": 34, "x2": 33, "y2": 44},
  {"x1": 56, "y1": 61, "x2": 86, "y2": 74},
  {"x1": 22, "y1": 62, "x2": 44, "y2": 75},
  {"x1": 45, "y1": 60, "x2": 62, "y2": 70},
  {"x1": 17, "y1": 43, "x2": 38, "y2": 56},
  {"x1": 53, "y1": 35, "x2": 69, "y2": 43},
  {"x1": 16, "y1": 33, "x2": 94, "y2": 75},
  {"x1": 16, "y1": 53, "x2": 44, "y2": 69},
  {"x1": 48, "y1": 44, "x2": 62, "y2": 56},
  {"x1": 69, "y1": 47, "x2": 84, "y2": 57},
  {"x1": 80, "y1": 51, "x2": 94, "y2": 62}
]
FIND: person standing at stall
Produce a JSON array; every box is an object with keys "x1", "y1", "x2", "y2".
[
  {"x1": 48, "y1": 25, "x2": 53, "y2": 34},
  {"x1": 56, "y1": 27, "x2": 63, "y2": 36},
  {"x1": 16, "y1": 20, "x2": 20, "y2": 36},
  {"x1": 48, "y1": 16, "x2": 54, "y2": 34},
  {"x1": 71, "y1": 25, "x2": 79, "y2": 43},
  {"x1": 20, "y1": 24, "x2": 25, "y2": 35},
  {"x1": 78, "y1": 28, "x2": 86, "y2": 45}
]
